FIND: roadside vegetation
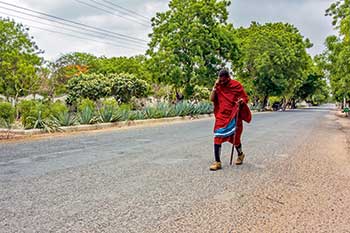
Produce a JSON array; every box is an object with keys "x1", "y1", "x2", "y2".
[{"x1": 1, "y1": 0, "x2": 348, "y2": 132}]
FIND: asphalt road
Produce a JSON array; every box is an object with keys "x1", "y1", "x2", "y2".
[{"x1": 1, "y1": 106, "x2": 349, "y2": 233}]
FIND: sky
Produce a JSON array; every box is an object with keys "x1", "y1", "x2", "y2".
[{"x1": 0, "y1": 0, "x2": 336, "y2": 61}]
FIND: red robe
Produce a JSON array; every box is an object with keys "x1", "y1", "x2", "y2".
[{"x1": 213, "y1": 79, "x2": 251, "y2": 145}]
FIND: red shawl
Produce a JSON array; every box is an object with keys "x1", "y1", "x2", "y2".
[{"x1": 213, "y1": 79, "x2": 251, "y2": 131}]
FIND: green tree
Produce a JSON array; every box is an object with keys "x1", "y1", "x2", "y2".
[
  {"x1": 92, "y1": 55, "x2": 152, "y2": 81},
  {"x1": 293, "y1": 62, "x2": 329, "y2": 106},
  {"x1": 51, "y1": 52, "x2": 98, "y2": 95},
  {"x1": 322, "y1": 1, "x2": 350, "y2": 105},
  {"x1": 0, "y1": 18, "x2": 42, "y2": 102},
  {"x1": 326, "y1": 0, "x2": 350, "y2": 42},
  {"x1": 320, "y1": 36, "x2": 350, "y2": 103},
  {"x1": 147, "y1": 0, "x2": 239, "y2": 97},
  {"x1": 235, "y1": 22, "x2": 312, "y2": 109}
]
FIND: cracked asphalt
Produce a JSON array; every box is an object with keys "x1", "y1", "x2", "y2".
[{"x1": 1, "y1": 105, "x2": 349, "y2": 233}]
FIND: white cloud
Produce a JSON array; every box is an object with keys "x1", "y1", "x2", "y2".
[{"x1": 0, "y1": 0, "x2": 336, "y2": 60}]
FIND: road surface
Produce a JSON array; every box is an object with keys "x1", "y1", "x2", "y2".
[{"x1": 1, "y1": 106, "x2": 349, "y2": 232}]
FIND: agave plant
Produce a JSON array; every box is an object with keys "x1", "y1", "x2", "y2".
[
  {"x1": 79, "y1": 106, "x2": 96, "y2": 124},
  {"x1": 194, "y1": 102, "x2": 213, "y2": 115},
  {"x1": 0, "y1": 118, "x2": 13, "y2": 139},
  {"x1": 127, "y1": 110, "x2": 145, "y2": 121},
  {"x1": 98, "y1": 105, "x2": 114, "y2": 123},
  {"x1": 52, "y1": 111, "x2": 77, "y2": 127},
  {"x1": 203, "y1": 102, "x2": 214, "y2": 114},
  {"x1": 144, "y1": 106, "x2": 162, "y2": 119},
  {"x1": 156, "y1": 102, "x2": 176, "y2": 118},
  {"x1": 112, "y1": 109, "x2": 128, "y2": 122},
  {"x1": 191, "y1": 104, "x2": 201, "y2": 116},
  {"x1": 175, "y1": 101, "x2": 193, "y2": 116},
  {"x1": 26, "y1": 110, "x2": 60, "y2": 133}
]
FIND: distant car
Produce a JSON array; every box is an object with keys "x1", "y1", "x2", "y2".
[{"x1": 272, "y1": 102, "x2": 280, "y2": 111}]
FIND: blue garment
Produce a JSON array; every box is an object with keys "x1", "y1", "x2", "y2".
[{"x1": 214, "y1": 118, "x2": 236, "y2": 138}]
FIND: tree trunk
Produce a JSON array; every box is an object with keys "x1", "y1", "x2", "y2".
[
  {"x1": 262, "y1": 95, "x2": 268, "y2": 110},
  {"x1": 281, "y1": 98, "x2": 287, "y2": 111},
  {"x1": 253, "y1": 96, "x2": 259, "y2": 107},
  {"x1": 291, "y1": 98, "x2": 297, "y2": 109},
  {"x1": 15, "y1": 93, "x2": 20, "y2": 120},
  {"x1": 176, "y1": 91, "x2": 184, "y2": 103}
]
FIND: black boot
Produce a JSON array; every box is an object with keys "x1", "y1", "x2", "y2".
[{"x1": 210, "y1": 144, "x2": 222, "y2": 171}]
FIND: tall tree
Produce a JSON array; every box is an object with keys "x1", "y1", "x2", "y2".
[
  {"x1": 235, "y1": 22, "x2": 312, "y2": 108},
  {"x1": 322, "y1": 1, "x2": 350, "y2": 105},
  {"x1": 51, "y1": 52, "x2": 97, "y2": 95},
  {"x1": 320, "y1": 36, "x2": 350, "y2": 103},
  {"x1": 326, "y1": 0, "x2": 350, "y2": 42},
  {"x1": 147, "y1": 0, "x2": 239, "y2": 97},
  {"x1": 92, "y1": 55, "x2": 152, "y2": 82},
  {"x1": 0, "y1": 18, "x2": 42, "y2": 102},
  {"x1": 293, "y1": 59, "x2": 329, "y2": 106}
]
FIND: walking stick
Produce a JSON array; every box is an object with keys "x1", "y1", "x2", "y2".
[
  {"x1": 230, "y1": 101, "x2": 241, "y2": 166},
  {"x1": 229, "y1": 144, "x2": 234, "y2": 166}
]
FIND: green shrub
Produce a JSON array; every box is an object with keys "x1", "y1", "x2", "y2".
[
  {"x1": 193, "y1": 85, "x2": 211, "y2": 100},
  {"x1": 50, "y1": 101, "x2": 68, "y2": 118},
  {"x1": 118, "y1": 103, "x2": 132, "y2": 111},
  {"x1": 152, "y1": 84, "x2": 173, "y2": 100},
  {"x1": 0, "y1": 102, "x2": 15, "y2": 128},
  {"x1": 109, "y1": 73, "x2": 150, "y2": 103},
  {"x1": 26, "y1": 110, "x2": 59, "y2": 132},
  {"x1": 78, "y1": 99, "x2": 95, "y2": 112},
  {"x1": 269, "y1": 96, "x2": 281, "y2": 104},
  {"x1": 66, "y1": 73, "x2": 111, "y2": 104},
  {"x1": 17, "y1": 100, "x2": 36, "y2": 127},
  {"x1": 102, "y1": 98, "x2": 118, "y2": 108},
  {"x1": 66, "y1": 72, "x2": 151, "y2": 105},
  {"x1": 17, "y1": 100, "x2": 52, "y2": 129},
  {"x1": 129, "y1": 97, "x2": 144, "y2": 110}
]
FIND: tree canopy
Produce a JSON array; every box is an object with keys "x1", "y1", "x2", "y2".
[
  {"x1": 321, "y1": 0, "x2": 350, "y2": 103},
  {"x1": 147, "y1": 0, "x2": 239, "y2": 97},
  {"x1": 0, "y1": 18, "x2": 42, "y2": 101},
  {"x1": 234, "y1": 22, "x2": 313, "y2": 107}
]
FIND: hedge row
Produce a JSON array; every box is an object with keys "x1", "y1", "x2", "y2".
[{"x1": 0, "y1": 99, "x2": 213, "y2": 132}]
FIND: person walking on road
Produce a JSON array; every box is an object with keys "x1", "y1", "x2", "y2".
[{"x1": 209, "y1": 69, "x2": 251, "y2": 171}]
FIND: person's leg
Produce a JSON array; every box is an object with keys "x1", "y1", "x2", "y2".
[
  {"x1": 234, "y1": 118, "x2": 243, "y2": 147},
  {"x1": 235, "y1": 143, "x2": 243, "y2": 155},
  {"x1": 210, "y1": 143, "x2": 222, "y2": 171},
  {"x1": 214, "y1": 144, "x2": 222, "y2": 162},
  {"x1": 234, "y1": 119, "x2": 245, "y2": 165}
]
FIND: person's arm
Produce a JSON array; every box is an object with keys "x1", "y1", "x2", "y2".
[
  {"x1": 210, "y1": 88, "x2": 216, "y2": 102},
  {"x1": 210, "y1": 79, "x2": 219, "y2": 102},
  {"x1": 238, "y1": 84, "x2": 249, "y2": 104}
]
